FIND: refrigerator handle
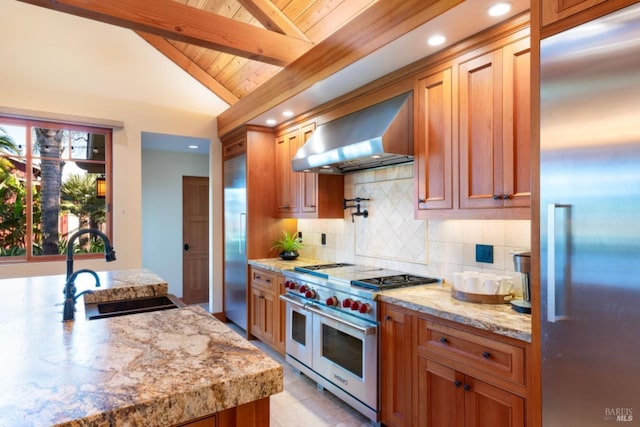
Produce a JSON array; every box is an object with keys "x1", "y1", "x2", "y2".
[
  {"x1": 547, "y1": 203, "x2": 571, "y2": 323},
  {"x1": 239, "y1": 212, "x2": 246, "y2": 254}
]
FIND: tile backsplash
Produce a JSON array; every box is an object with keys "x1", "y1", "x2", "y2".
[{"x1": 297, "y1": 164, "x2": 531, "y2": 296}]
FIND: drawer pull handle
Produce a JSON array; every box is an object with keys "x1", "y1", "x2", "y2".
[
  {"x1": 482, "y1": 351, "x2": 491, "y2": 359},
  {"x1": 463, "y1": 384, "x2": 471, "y2": 391},
  {"x1": 385, "y1": 315, "x2": 391, "y2": 321},
  {"x1": 439, "y1": 337, "x2": 448, "y2": 344},
  {"x1": 454, "y1": 380, "x2": 462, "y2": 388}
]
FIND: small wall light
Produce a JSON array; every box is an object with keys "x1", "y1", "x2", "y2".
[{"x1": 96, "y1": 176, "x2": 106, "y2": 199}]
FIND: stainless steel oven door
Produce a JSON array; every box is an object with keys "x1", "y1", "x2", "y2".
[
  {"x1": 311, "y1": 309, "x2": 378, "y2": 410},
  {"x1": 281, "y1": 294, "x2": 313, "y2": 367}
]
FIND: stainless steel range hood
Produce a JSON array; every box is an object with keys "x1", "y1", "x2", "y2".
[{"x1": 291, "y1": 92, "x2": 413, "y2": 174}]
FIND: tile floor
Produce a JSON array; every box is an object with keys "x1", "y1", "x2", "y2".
[{"x1": 224, "y1": 322, "x2": 373, "y2": 427}]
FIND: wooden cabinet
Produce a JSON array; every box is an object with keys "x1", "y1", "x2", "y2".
[
  {"x1": 380, "y1": 303, "x2": 415, "y2": 427},
  {"x1": 176, "y1": 397, "x2": 270, "y2": 427},
  {"x1": 414, "y1": 67, "x2": 453, "y2": 213},
  {"x1": 414, "y1": 33, "x2": 530, "y2": 220},
  {"x1": 538, "y1": 0, "x2": 639, "y2": 37},
  {"x1": 274, "y1": 123, "x2": 344, "y2": 219},
  {"x1": 275, "y1": 128, "x2": 300, "y2": 215},
  {"x1": 379, "y1": 302, "x2": 528, "y2": 427},
  {"x1": 458, "y1": 38, "x2": 530, "y2": 212},
  {"x1": 248, "y1": 266, "x2": 286, "y2": 354}
]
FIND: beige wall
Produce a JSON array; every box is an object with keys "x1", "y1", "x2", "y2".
[{"x1": 0, "y1": 0, "x2": 226, "y2": 306}]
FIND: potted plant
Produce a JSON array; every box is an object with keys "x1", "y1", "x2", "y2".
[{"x1": 272, "y1": 230, "x2": 303, "y2": 260}]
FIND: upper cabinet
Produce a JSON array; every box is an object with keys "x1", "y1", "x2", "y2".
[
  {"x1": 274, "y1": 124, "x2": 344, "y2": 219},
  {"x1": 415, "y1": 31, "x2": 530, "y2": 220},
  {"x1": 538, "y1": 0, "x2": 638, "y2": 37}
]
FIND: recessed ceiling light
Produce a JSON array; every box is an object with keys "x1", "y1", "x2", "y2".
[
  {"x1": 488, "y1": 2, "x2": 512, "y2": 17},
  {"x1": 283, "y1": 110, "x2": 294, "y2": 117},
  {"x1": 266, "y1": 119, "x2": 277, "y2": 126},
  {"x1": 188, "y1": 145, "x2": 199, "y2": 149},
  {"x1": 427, "y1": 35, "x2": 446, "y2": 46}
]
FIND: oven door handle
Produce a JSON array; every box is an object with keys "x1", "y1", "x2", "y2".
[
  {"x1": 280, "y1": 293, "x2": 307, "y2": 308},
  {"x1": 281, "y1": 294, "x2": 377, "y2": 336}
]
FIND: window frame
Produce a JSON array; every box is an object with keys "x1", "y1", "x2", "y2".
[{"x1": 0, "y1": 115, "x2": 113, "y2": 263}]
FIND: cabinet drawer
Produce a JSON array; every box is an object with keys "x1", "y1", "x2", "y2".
[
  {"x1": 251, "y1": 268, "x2": 276, "y2": 292},
  {"x1": 418, "y1": 319, "x2": 524, "y2": 385}
]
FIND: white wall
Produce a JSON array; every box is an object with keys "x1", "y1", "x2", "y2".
[
  {"x1": 297, "y1": 164, "x2": 532, "y2": 295},
  {"x1": 141, "y1": 147, "x2": 209, "y2": 298},
  {"x1": 0, "y1": 0, "x2": 226, "y2": 301}
]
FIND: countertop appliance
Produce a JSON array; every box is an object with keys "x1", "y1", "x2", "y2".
[
  {"x1": 280, "y1": 263, "x2": 439, "y2": 423},
  {"x1": 223, "y1": 153, "x2": 247, "y2": 330},
  {"x1": 540, "y1": 4, "x2": 640, "y2": 425},
  {"x1": 511, "y1": 251, "x2": 531, "y2": 314}
]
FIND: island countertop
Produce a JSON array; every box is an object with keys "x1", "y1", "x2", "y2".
[{"x1": 0, "y1": 269, "x2": 283, "y2": 426}]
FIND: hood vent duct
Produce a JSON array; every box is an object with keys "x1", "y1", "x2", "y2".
[{"x1": 291, "y1": 92, "x2": 413, "y2": 174}]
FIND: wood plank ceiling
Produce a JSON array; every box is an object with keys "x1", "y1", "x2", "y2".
[{"x1": 17, "y1": 0, "x2": 462, "y2": 135}]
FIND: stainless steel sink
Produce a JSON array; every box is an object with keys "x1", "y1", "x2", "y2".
[{"x1": 85, "y1": 294, "x2": 185, "y2": 320}]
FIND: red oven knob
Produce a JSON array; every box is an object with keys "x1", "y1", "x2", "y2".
[
  {"x1": 284, "y1": 280, "x2": 293, "y2": 289},
  {"x1": 326, "y1": 296, "x2": 338, "y2": 306},
  {"x1": 350, "y1": 301, "x2": 361, "y2": 311},
  {"x1": 358, "y1": 303, "x2": 371, "y2": 314},
  {"x1": 305, "y1": 289, "x2": 317, "y2": 299},
  {"x1": 299, "y1": 285, "x2": 308, "y2": 293},
  {"x1": 342, "y1": 298, "x2": 353, "y2": 308}
]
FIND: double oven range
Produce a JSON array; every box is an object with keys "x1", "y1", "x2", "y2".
[{"x1": 280, "y1": 263, "x2": 439, "y2": 423}]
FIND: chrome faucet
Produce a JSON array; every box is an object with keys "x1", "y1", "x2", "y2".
[{"x1": 63, "y1": 229, "x2": 116, "y2": 321}]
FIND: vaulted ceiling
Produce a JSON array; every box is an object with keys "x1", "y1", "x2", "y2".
[{"x1": 17, "y1": 0, "x2": 487, "y2": 135}]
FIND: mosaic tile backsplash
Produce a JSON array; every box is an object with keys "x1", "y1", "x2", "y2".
[{"x1": 297, "y1": 164, "x2": 531, "y2": 295}]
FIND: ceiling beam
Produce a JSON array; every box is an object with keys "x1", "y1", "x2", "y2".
[
  {"x1": 237, "y1": 0, "x2": 310, "y2": 41},
  {"x1": 17, "y1": 0, "x2": 314, "y2": 67},
  {"x1": 135, "y1": 32, "x2": 239, "y2": 106},
  {"x1": 217, "y1": 0, "x2": 464, "y2": 136}
]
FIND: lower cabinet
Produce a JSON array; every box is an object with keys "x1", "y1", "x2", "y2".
[
  {"x1": 249, "y1": 266, "x2": 285, "y2": 354},
  {"x1": 380, "y1": 302, "x2": 528, "y2": 427},
  {"x1": 176, "y1": 396, "x2": 270, "y2": 427}
]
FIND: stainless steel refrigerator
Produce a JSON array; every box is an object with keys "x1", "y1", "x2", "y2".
[
  {"x1": 540, "y1": 3, "x2": 640, "y2": 425},
  {"x1": 224, "y1": 154, "x2": 247, "y2": 330}
]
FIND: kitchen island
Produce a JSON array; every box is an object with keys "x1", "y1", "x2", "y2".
[{"x1": 0, "y1": 269, "x2": 282, "y2": 426}]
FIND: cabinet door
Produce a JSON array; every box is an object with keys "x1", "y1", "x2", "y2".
[
  {"x1": 464, "y1": 377, "x2": 525, "y2": 427},
  {"x1": 261, "y1": 290, "x2": 277, "y2": 345},
  {"x1": 459, "y1": 49, "x2": 504, "y2": 209},
  {"x1": 276, "y1": 274, "x2": 286, "y2": 354},
  {"x1": 275, "y1": 130, "x2": 299, "y2": 214},
  {"x1": 380, "y1": 304, "x2": 414, "y2": 427},
  {"x1": 415, "y1": 68, "x2": 453, "y2": 214},
  {"x1": 502, "y1": 38, "x2": 531, "y2": 208},
  {"x1": 300, "y1": 123, "x2": 318, "y2": 214},
  {"x1": 541, "y1": 0, "x2": 607, "y2": 27},
  {"x1": 250, "y1": 287, "x2": 265, "y2": 340},
  {"x1": 417, "y1": 358, "x2": 464, "y2": 427}
]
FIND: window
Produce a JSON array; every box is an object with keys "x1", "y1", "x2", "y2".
[{"x1": 0, "y1": 116, "x2": 112, "y2": 261}]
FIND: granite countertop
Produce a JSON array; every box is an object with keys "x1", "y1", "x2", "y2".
[
  {"x1": 378, "y1": 285, "x2": 532, "y2": 342},
  {"x1": 0, "y1": 269, "x2": 283, "y2": 426},
  {"x1": 248, "y1": 257, "x2": 327, "y2": 273},
  {"x1": 249, "y1": 258, "x2": 531, "y2": 343}
]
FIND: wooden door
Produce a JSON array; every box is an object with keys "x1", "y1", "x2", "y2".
[
  {"x1": 380, "y1": 303, "x2": 414, "y2": 427},
  {"x1": 464, "y1": 376, "x2": 525, "y2": 427},
  {"x1": 459, "y1": 49, "x2": 504, "y2": 209},
  {"x1": 418, "y1": 358, "x2": 464, "y2": 427},
  {"x1": 182, "y1": 176, "x2": 209, "y2": 304},
  {"x1": 300, "y1": 123, "x2": 318, "y2": 214},
  {"x1": 502, "y1": 38, "x2": 531, "y2": 208},
  {"x1": 274, "y1": 129, "x2": 299, "y2": 215},
  {"x1": 250, "y1": 286, "x2": 265, "y2": 340},
  {"x1": 415, "y1": 67, "x2": 453, "y2": 214}
]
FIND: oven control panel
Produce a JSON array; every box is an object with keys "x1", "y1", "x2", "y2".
[{"x1": 284, "y1": 278, "x2": 377, "y2": 322}]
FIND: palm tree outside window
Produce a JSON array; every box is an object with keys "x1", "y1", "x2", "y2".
[{"x1": 0, "y1": 117, "x2": 112, "y2": 261}]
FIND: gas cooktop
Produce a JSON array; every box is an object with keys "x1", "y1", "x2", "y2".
[{"x1": 293, "y1": 263, "x2": 440, "y2": 291}]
